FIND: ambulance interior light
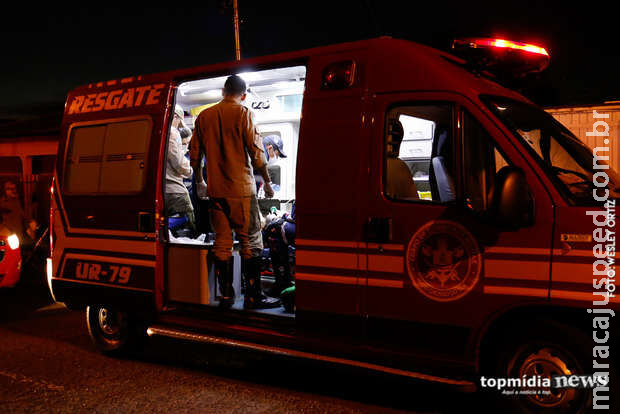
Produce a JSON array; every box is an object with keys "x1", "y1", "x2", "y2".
[
  {"x1": 177, "y1": 66, "x2": 306, "y2": 105},
  {"x1": 201, "y1": 89, "x2": 223, "y2": 99},
  {"x1": 271, "y1": 81, "x2": 304, "y2": 91},
  {"x1": 237, "y1": 71, "x2": 263, "y2": 83}
]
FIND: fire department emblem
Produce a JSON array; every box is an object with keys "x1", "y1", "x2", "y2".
[{"x1": 406, "y1": 220, "x2": 481, "y2": 302}]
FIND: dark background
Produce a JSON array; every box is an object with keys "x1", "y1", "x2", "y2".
[{"x1": 1, "y1": 1, "x2": 618, "y2": 117}]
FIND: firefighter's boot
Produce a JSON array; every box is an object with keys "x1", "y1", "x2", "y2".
[
  {"x1": 215, "y1": 258, "x2": 235, "y2": 308},
  {"x1": 243, "y1": 256, "x2": 281, "y2": 309}
]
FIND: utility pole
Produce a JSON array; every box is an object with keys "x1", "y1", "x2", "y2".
[{"x1": 233, "y1": 0, "x2": 241, "y2": 61}]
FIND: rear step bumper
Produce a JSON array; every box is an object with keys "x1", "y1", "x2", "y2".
[{"x1": 146, "y1": 325, "x2": 476, "y2": 392}]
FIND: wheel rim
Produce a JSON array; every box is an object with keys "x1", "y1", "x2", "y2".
[
  {"x1": 98, "y1": 307, "x2": 121, "y2": 337},
  {"x1": 515, "y1": 347, "x2": 582, "y2": 409}
]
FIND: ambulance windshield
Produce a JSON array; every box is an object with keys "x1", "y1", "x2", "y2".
[{"x1": 484, "y1": 96, "x2": 620, "y2": 204}]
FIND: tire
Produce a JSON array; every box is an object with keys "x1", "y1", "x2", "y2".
[
  {"x1": 86, "y1": 305, "x2": 145, "y2": 356},
  {"x1": 484, "y1": 320, "x2": 607, "y2": 414}
]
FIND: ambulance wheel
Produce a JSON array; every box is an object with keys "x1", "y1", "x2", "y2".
[
  {"x1": 488, "y1": 321, "x2": 593, "y2": 414},
  {"x1": 86, "y1": 305, "x2": 145, "y2": 356}
]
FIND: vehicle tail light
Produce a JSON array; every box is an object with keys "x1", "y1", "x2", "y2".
[
  {"x1": 50, "y1": 179, "x2": 54, "y2": 257},
  {"x1": 7, "y1": 234, "x2": 19, "y2": 250},
  {"x1": 46, "y1": 257, "x2": 54, "y2": 291}
]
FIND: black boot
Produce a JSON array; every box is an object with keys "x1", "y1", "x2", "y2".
[
  {"x1": 243, "y1": 257, "x2": 281, "y2": 310},
  {"x1": 215, "y1": 258, "x2": 235, "y2": 308},
  {"x1": 265, "y1": 259, "x2": 294, "y2": 298}
]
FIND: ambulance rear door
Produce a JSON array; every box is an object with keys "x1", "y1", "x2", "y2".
[{"x1": 51, "y1": 80, "x2": 172, "y2": 311}]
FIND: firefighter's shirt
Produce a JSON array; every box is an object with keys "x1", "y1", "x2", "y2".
[{"x1": 190, "y1": 98, "x2": 267, "y2": 198}]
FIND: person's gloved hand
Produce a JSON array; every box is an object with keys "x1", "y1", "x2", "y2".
[
  {"x1": 263, "y1": 181, "x2": 274, "y2": 199},
  {"x1": 196, "y1": 181, "x2": 208, "y2": 199}
]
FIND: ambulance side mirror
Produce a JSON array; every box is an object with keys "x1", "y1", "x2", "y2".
[{"x1": 488, "y1": 166, "x2": 534, "y2": 229}]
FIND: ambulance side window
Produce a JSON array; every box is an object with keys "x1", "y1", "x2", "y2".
[
  {"x1": 384, "y1": 104, "x2": 454, "y2": 202},
  {"x1": 462, "y1": 111, "x2": 510, "y2": 212},
  {"x1": 64, "y1": 119, "x2": 152, "y2": 194}
]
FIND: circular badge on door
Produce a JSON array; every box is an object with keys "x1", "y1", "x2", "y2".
[{"x1": 406, "y1": 220, "x2": 482, "y2": 302}]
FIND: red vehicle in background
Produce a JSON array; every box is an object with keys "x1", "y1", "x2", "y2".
[
  {"x1": 0, "y1": 227, "x2": 21, "y2": 288},
  {"x1": 0, "y1": 106, "x2": 59, "y2": 288}
]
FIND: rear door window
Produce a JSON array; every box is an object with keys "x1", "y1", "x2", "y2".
[{"x1": 64, "y1": 118, "x2": 152, "y2": 194}]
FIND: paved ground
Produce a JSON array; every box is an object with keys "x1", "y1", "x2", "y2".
[{"x1": 0, "y1": 280, "x2": 482, "y2": 413}]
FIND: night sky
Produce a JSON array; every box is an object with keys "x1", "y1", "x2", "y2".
[{"x1": 2, "y1": 1, "x2": 619, "y2": 115}]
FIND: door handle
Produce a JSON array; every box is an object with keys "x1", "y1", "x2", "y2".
[{"x1": 138, "y1": 212, "x2": 154, "y2": 233}]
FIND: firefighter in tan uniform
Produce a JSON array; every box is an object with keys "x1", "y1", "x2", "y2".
[{"x1": 190, "y1": 75, "x2": 279, "y2": 309}]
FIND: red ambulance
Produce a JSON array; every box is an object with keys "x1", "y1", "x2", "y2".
[{"x1": 48, "y1": 37, "x2": 618, "y2": 412}]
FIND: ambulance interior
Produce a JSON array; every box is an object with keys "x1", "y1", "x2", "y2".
[
  {"x1": 393, "y1": 114, "x2": 436, "y2": 201},
  {"x1": 164, "y1": 65, "x2": 306, "y2": 316}
]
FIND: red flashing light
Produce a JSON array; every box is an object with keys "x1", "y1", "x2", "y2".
[
  {"x1": 452, "y1": 37, "x2": 550, "y2": 76},
  {"x1": 321, "y1": 60, "x2": 356, "y2": 90},
  {"x1": 470, "y1": 38, "x2": 549, "y2": 57}
]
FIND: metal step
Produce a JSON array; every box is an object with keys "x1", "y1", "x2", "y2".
[{"x1": 146, "y1": 325, "x2": 476, "y2": 392}]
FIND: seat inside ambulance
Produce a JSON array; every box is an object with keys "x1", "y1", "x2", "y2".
[{"x1": 430, "y1": 126, "x2": 456, "y2": 202}]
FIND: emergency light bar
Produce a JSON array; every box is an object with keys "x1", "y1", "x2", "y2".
[
  {"x1": 451, "y1": 37, "x2": 550, "y2": 77},
  {"x1": 466, "y1": 38, "x2": 548, "y2": 56}
]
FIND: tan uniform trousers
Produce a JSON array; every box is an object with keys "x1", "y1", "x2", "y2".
[
  {"x1": 247, "y1": 194, "x2": 264, "y2": 258},
  {"x1": 210, "y1": 197, "x2": 252, "y2": 261}
]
